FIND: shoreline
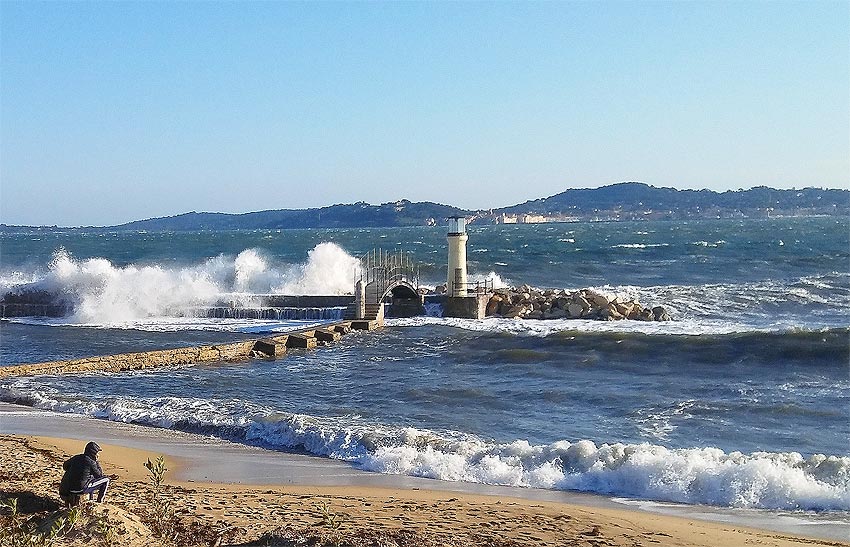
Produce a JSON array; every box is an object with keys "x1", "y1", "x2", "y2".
[{"x1": 1, "y1": 402, "x2": 847, "y2": 545}]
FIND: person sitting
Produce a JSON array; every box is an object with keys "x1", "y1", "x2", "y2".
[{"x1": 58, "y1": 441, "x2": 111, "y2": 506}]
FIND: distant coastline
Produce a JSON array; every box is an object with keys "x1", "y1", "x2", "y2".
[{"x1": 2, "y1": 182, "x2": 847, "y2": 231}]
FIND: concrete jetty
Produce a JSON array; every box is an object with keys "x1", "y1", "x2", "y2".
[
  {"x1": 0, "y1": 291, "x2": 356, "y2": 320},
  {"x1": 0, "y1": 320, "x2": 380, "y2": 380}
]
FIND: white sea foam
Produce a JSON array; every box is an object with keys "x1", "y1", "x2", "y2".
[
  {"x1": 612, "y1": 243, "x2": 670, "y2": 249},
  {"x1": 400, "y1": 275, "x2": 850, "y2": 335},
  {"x1": 0, "y1": 270, "x2": 42, "y2": 294},
  {"x1": 632, "y1": 400, "x2": 698, "y2": 442},
  {"x1": 468, "y1": 271, "x2": 509, "y2": 289},
  {"x1": 3, "y1": 243, "x2": 360, "y2": 324},
  {"x1": 692, "y1": 240, "x2": 726, "y2": 247},
  {"x1": 364, "y1": 439, "x2": 850, "y2": 510},
  {"x1": 387, "y1": 315, "x2": 747, "y2": 337},
  {"x1": 274, "y1": 243, "x2": 361, "y2": 295},
  {"x1": 2, "y1": 384, "x2": 848, "y2": 511}
]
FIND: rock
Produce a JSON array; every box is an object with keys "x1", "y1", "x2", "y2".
[
  {"x1": 602, "y1": 304, "x2": 624, "y2": 320},
  {"x1": 486, "y1": 295, "x2": 503, "y2": 316},
  {"x1": 458, "y1": 284, "x2": 671, "y2": 323},
  {"x1": 567, "y1": 302, "x2": 584, "y2": 318},
  {"x1": 586, "y1": 291, "x2": 611, "y2": 309},
  {"x1": 636, "y1": 308, "x2": 654, "y2": 321},
  {"x1": 572, "y1": 295, "x2": 590, "y2": 310},
  {"x1": 652, "y1": 306, "x2": 672, "y2": 321},
  {"x1": 504, "y1": 305, "x2": 524, "y2": 318},
  {"x1": 615, "y1": 302, "x2": 634, "y2": 317},
  {"x1": 547, "y1": 307, "x2": 567, "y2": 319}
]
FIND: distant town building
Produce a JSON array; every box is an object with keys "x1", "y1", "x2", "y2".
[
  {"x1": 493, "y1": 213, "x2": 557, "y2": 224},
  {"x1": 495, "y1": 213, "x2": 517, "y2": 224},
  {"x1": 518, "y1": 214, "x2": 547, "y2": 224}
]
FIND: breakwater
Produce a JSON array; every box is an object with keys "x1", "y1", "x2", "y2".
[
  {"x1": 194, "y1": 306, "x2": 346, "y2": 321},
  {"x1": 484, "y1": 286, "x2": 672, "y2": 321},
  {"x1": 0, "y1": 320, "x2": 378, "y2": 379},
  {"x1": 0, "y1": 290, "x2": 71, "y2": 318},
  {"x1": 0, "y1": 290, "x2": 355, "y2": 319},
  {"x1": 1, "y1": 287, "x2": 672, "y2": 323}
]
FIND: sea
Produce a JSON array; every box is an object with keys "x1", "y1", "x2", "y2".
[{"x1": 1, "y1": 217, "x2": 848, "y2": 518}]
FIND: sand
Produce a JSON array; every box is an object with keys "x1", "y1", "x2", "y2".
[{"x1": 2, "y1": 431, "x2": 848, "y2": 547}]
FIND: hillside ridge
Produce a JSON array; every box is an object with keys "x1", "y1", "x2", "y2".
[{"x1": 2, "y1": 182, "x2": 847, "y2": 230}]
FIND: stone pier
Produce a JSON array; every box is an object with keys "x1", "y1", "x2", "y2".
[{"x1": 0, "y1": 320, "x2": 379, "y2": 380}]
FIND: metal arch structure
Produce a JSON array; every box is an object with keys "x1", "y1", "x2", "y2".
[{"x1": 358, "y1": 249, "x2": 420, "y2": 304}]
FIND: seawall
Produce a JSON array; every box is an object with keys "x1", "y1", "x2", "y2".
[
  {"x1": 0, "y1": 320, "x2": 379, "y2": 379},
  {"x1": 0, "y1": 291, "x2": 355, "y2": 319}
]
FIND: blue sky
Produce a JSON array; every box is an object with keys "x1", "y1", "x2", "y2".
[{"x1": 1, "y1": 1, "x2": 848, "y2": 227}]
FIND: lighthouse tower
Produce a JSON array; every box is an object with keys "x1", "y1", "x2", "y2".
[
  {"x1": 446, "y1": 216, "x2": 469, "y2": 297},
  {"x1": 443, "y1": 216, "x2": 487, "y2": 318}
]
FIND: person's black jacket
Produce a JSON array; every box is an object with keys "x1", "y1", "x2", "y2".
[{"x1": 58, "y1": 454, "x2": 103, "y2": 495}]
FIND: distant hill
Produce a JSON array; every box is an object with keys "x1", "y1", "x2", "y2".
[
  {"x1": 1, "y1": 183, "x2": 847, "y2": 231},
  {"x1": 114, "y1": 200, "x2": 466, "y2": 231},
  {"x1": 491, "y1": 182, "x2": 849, "y2": 221}
]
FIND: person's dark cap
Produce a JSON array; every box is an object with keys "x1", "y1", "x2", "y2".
[{"x1": 85, "y1": 441, "x2": 102, "y2": 455}]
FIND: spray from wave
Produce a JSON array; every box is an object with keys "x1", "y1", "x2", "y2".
[
  {"x1": 468, "y1": 271, "x2": 509, "y2": 289},
  {"x1": 1, "y1": 243, "x2": 361, "y2": 323}
]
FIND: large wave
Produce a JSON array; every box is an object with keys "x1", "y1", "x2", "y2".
[
  {"x1": 0, "y1": 243, "x2": 360, "y2": 323},
  {"x1": 1, "y1": 385, "x2": 847, "y2": 512}
]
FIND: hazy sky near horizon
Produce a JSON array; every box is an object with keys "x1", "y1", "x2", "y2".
[{"x1": 1, "y1": 1, "x2": 848, "y2": 227}]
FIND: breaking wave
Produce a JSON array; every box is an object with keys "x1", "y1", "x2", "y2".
[
  {"x1": 0, "y1": 243, "x2": 360, "y2": 323},
  {"x1": 1, "y1": 385, "x2": 848, "y2": 512}
]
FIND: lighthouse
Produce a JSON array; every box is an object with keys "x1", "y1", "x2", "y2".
[
  {"x1": 446, "y1": 216, "x2": 469, "y2": 297},
  {"x1": 442, "y1": 216, "x2": 488, "y2": 318}
]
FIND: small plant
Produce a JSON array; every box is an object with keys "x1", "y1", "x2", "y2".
[
  {"x1": 0, "y1": 498, "x2": 27, "y2": 547},
  {"x1": 145, "y1": 455, "x2": 168, "y2": 496},
  {"x1": 314, "y1": 500, "x2": 345, "y2": 530},
  {"x1": 0, "y1": 497, "x2": 79, "y2": 547},
  {"x1": 144, "y1": 455, "x2": 179, "y2": 545},
  {"x1": 96, "y1": 514, "x2": 118, "y2": 546},
  {"x1": 313, "y1": 501, "x2": 347, "y2": 547}
]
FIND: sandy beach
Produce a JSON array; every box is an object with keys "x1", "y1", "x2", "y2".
[{"x1": 1, "y1": 405, "x2": 847, "y2": 547}]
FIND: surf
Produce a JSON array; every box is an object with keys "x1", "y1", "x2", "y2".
[
  {"x1": 1, "y1": 243, "x2": 360, "y2": 324},
  {"x1": 1, "y1": 384, "x2": 848, "y2": 512}
]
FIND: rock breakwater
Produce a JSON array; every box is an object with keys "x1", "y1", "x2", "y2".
[{"x1": 484, "y1": 286, "x2": 672, "y2": 321}]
